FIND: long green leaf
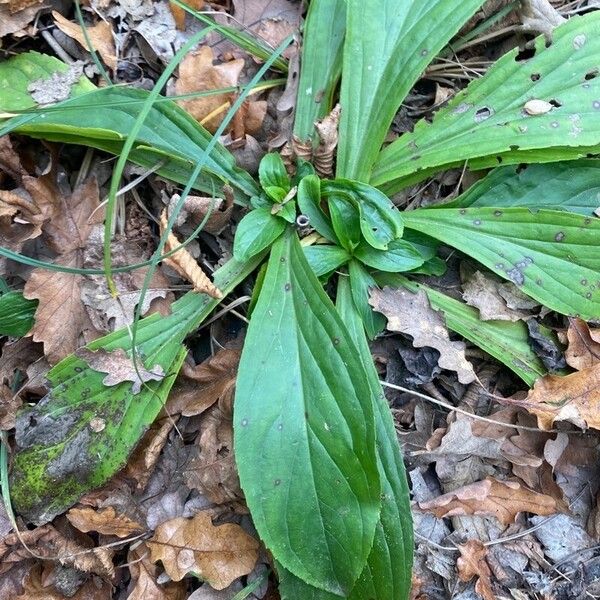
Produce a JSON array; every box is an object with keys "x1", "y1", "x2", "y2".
[
  {"x1": 234, "y1": 231, "x2": 380, "y2": 596},
  {"x1": 403, "y1": 208, "x2": 600, "y2": 319},
  {"x1": 336, "y1": 0, "x2": 485, "y2": 180},
  {"x1": 442, "y1": 160, "x2": 600, "y2": 215},
  {"x1": 293, "y1": 0, "x2": 346, "y2": 142},
  {"x1": 10, "y1": 256, "x2": 261, "y2": 524},
  {"x1": 373, "y1": 11, "x2": 600, "y2": 193},
  {"x1": 278, "y1": 276, "x2": 413, "y2": 600}
]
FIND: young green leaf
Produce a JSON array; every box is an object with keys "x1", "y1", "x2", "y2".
[
  {"x1": 0, "y1": 292, "x2": 37, "y2": 337},
  {"x1": 403, "y1": 207, "x2": 600, "y2": 320},
  {"x1": 372, "y1": 11, "x2": 600, "y2": 193},
  {"x1": 233, "y1": 208, "x2": 287, "y2": 261},
  {"x1": 303, "y1": 245, "x2": 350, "y2": 277},
  {"x1": 348, "y1": 260, "x2": 386, "y2": 339},
  {"x1": 442, "y1": 160, "x2": 600, "y2": 215},
  {"x1": 337, "y1": 0, "x2": 485, "y2": 180},
  {"x1": 259, "y1": 153, "x2": 291, "y2": 202},
  {"x1": 9, "y1": 256, "x2": 262, "y2": 524},
  {"x1": 329, "y1": 194, "x2": 362, "y2": 252},
  {"x1": 234, "y1": 231, "x2": 381, "y2": 596},
  {"x1": 354, "y1": 239, "x2": 425, "y2": 272},
  {"x1": 297, "y1": 175, "x2": 339, "y2": 243}
]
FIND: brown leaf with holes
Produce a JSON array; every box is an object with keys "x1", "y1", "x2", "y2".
[
  {"x1": 369, "y1": 287, "x2": 476, "y2": 384},
  {"x1": 75, "y1": 347, "x2": 165, "y2": 394},
  {"x1": 127, "y1": 543, "x2": 186, "y2": 600},
  {"x1": 66, "y1": 506, "x2": 144, "y2": 538},
  {"x1": 175, "y1": 46, "x2": 266, "y2": 135},
  {"x1": 565, "y1": 318, "x2": 600, "y2": 371},
  {"x1": 169, "y1": 0, "x2": 204, "y2": 30},
  {"x1": 419, "y1": 477, "x2": 559, "y2": 526},
  {"x1": 53, "y1": 11, "x2": 117, "y2": 70},
  {"x1": 147, "y1": 511, "x2": 259, "y2": 589},
  {"x1": 24, "y1": 177, "x2": 103, "y2": 364},
  {"x1": 457, "y1": 540, "x2": 495, "y2": 600}
]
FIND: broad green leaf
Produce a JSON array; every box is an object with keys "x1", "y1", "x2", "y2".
[
  {"x1": 442, "y1": 160, "x2": 600, "y2": 215},
  {"x1": 337, "y1": 0, "x2": 485, "y2": 180},
  {"x1": 233, "y1": 208, "x2": 286, "y2": 261},
  {"x1": 377, "y1": 275, "x2": 546, "y2": 386},
  {"x1": 303, "y1": 245, "x2": 350, "y2": 277},
  {"x1": 259, "y1": 153, "x2": 291, "y2": 202},
  {"x1": 279, "y1": 277, "x2": 413, "y2": 600},
  {"x1": 10, "y1": 256, "x2": 261, "y2": 524},
  {"x1": 297, "y1": 175, "x2": 339, "y2": 243},
  {"x1": 0, "y1": 292, "x2": 37, "y2": 337},
  {"x1": 373, "y1": 12, "x2": 600, "y2": 193},
  {"x1": 354, "y1": 239, "x2": 425, "y2": 272},
  {"x1": 234, "y1": 231, "x2": 380, "y2": 596},
  {"x1": 329, "y1": 194, "x2": 362, "y2": 252},
  {"x1": 349, "y1": 260, "x2": 386, "y2": 339},
  {"x1": 403, "y1": 207, "x2": 600, "y2": 320},
  {"x1": 293, "y1": 0, "x2": 346, "y2": 142},
  {"x1": 322, "y1": 179, "x2": 404, "y2": 250}
]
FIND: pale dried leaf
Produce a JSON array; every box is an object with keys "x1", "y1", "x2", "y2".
[
  {"x1": 127, "y1": 544, "x2": 186, "y2": 600},
  {"x1": 167, "y1": 187, "x2": 234, "y2": 236},
  {"x1": 0, "y1": 3, "x2": 42, "y2": 37},
  {"x1": 419, "y1": 477, "x2": 559, "y2": 526},
  {"x1": 0, "y1": 384, "x2": 21, "y2": 431},
  {"x1": 313, "y1": 104, "x2": 340, "y2": 178},
  {"x1": 75, "y1": 347, "x2": 165, "y2": 394},
  {"x1": 66, "y1": 506, "x2": 144, "y2": 538},
  {"x1": 457, "y1": 540, "x2": 496, "y2": 600},
  {"x1": 370, "y1": 287, "x2": 476, "y2": 384},
  {"x1": 565, "y1": 318, "x2": 600, "y2": 371},
  {"x1": 53, "y1": 11, "x2": 117, "y2": 70},
  {"x1": 147, "y1": 511, "x2": 259, "y2": 589}
]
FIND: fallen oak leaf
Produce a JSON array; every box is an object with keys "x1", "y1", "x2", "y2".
[
  {"x1": 418, "y1": 477, "x2": 560, "y2": 526},
  {"x1": 457, "y1": 540, "x2": 495, "y2": 600},
  {"x1": 369, "y1": 287, "x2": 476, "y2": 384},
  {"x1": 75, "y1": 347, "x2": 165, "y2": 395},
  {"x1": 66, "y1": 506, "x2": 145, "y2": 538},
  {"x1": 147, "y1": 511, "x2": 259, "y2": 589},
  {"x1": 169, "y1": 0, "x2": 204, "y2": 30},
  {"x1": 565, "y1": 317, "x2": 600, "y2": 371}
]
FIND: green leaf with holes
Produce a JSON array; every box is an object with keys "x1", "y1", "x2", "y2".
[
  {"x1": 403, "y1": 207, "x2": 600, "y2": 320},
  {"x1": 336, "y1": 0, "x2": 485, "y2": 180},
  {"x1": 234, "y1": 231, "x2": 380, "y2": 596},
  {"x1": 441, "y1": 160, "x2": 600, "y2": 215},
  {"x1": 372, "y1": 11, "x2": 600, "y2": 193}
]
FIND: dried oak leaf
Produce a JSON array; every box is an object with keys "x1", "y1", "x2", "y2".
[
  {"x1": 24, "y1": 177, "x2": 103, "y2": 364},
  {"x1": 75, "y1": 347, "x2": 165, "y2": 394},
  {"x1": 127, "y1": 543, "x2": 186, "y2": 600},
  {"x1": 53, "y1": 11, "x2": 117, "y2": 70},
  {"x1": 565, "y1": 317, "x2": 600, "y2": 371},
  {"x1": 147, "y1": 511, "x2": 259, "y2": 589},
  {"x1": 66, "y1": 506, "x2": 144, "y2": 538},
  {"x1": 457, "y1": 540, "x2": 495, "y2": 600},
  {"x1": 419, "y1": 477, "x2": 559, "y2": 526},
  {"x1": 370, "y1": 287, "x2": 476, "y2": 384}
]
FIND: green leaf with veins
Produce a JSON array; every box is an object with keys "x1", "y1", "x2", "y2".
[
  {"x1": 403, "y1": 207, "x2": 600, "y2": 320},
  {"x1": 297, "y1": 175, "x2": 339, "y2": 243},
  {"x1": 10, "y1": 256, "x2": 262, "y2": 524},
  {"x1": 349, "y1": 260, "x2": 386, "y2": 339},
  {"x1": 233, "y1": 208, "x2": 287, "y2": 261},
  {"x1": 441, "y1": 160, "x2": 600, "y2": 215},
  {"x1": 372, "y1": 11, "x2": 600, "y2": 193},
  {"x1": 336, "y1": 0, "x2": 485, "y2": 180},
  {"x1": 259, "y1": 153, "x2": 291, "y2": 202},
  {"x1": 234, "y1": 231, "x2": 380, "y2": 596},
  {"x1": 354, "y1": 239, "x2": 425, "y2": 273},
  {"x1": 303, "y1": 245, "x2": 350, "y2": 277},
  {"x1": 0, "y1": 292, "x2": 37, "y2": 337}
]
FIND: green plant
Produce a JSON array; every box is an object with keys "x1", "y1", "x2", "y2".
[{"x1": 2, "y1": 2, "x2": 600, "y2": 599}]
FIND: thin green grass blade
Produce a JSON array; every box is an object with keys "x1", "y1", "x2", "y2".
[{"x1": 74, "y1": 0, "x2": 112, "y2": 84}]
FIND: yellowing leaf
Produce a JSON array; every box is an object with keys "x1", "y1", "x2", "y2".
[{"x1": 147, "y1": 511, "x2": 259, "y2": 589}]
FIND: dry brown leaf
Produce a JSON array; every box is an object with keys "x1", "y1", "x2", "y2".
[
  {"x1": 457, "y1": 540, "x2": 495, "y2": 600},
  {"x1": 169, "y1": 347, "x2": 240, "y2": 416},
  {"x1": 147, "y1": 511, "x2": 259, "y2": 589},
  {"x1": 0, "y1": 1, "x2": 42, "y2": 38},
  {"x1": 369, "y1": 287, "x2": 476, "y2": 384},
  {"x1": 0, "y1": 0, "x2": 41, "y2": 12},
  {"x1": 169, "y1": 0, "x2": 204, "y2": 30},
  {"x1": 66, "y1": 506, "x2": 144, "y2": 538},
  {"x1": 160, "y1": 210, "x2": 223, "y2": 298},
  {"x1": 127, "y1": 543, "x2": 186, "y2": 600},
  {"x1": 75, "y1": 347, "x2": 165, "y2": 394},
  {"x1": 565, "y1": 317, "x2": 600, "y2": 371},
  {"x1": 419, "y1": 477, "x2": 559, "y2": 526},
  {"x1": 168, "y1": 186, "x2": 234, "y2": 236},
  {"x1": 313, "y1": 103, "x2": 341, "y2": 178},
  {"x1": 53, "y1": 11, "x2": 117, "y2": 70},
  {"x1": 0, "y1": 384, "x2": 21, "y2": 431}
]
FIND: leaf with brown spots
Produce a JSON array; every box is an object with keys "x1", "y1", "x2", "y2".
[
  {"x1": 147, "y1": 511, "x2": 259, "y2": 589},
  {"x1": 66, "y1": 506, "x2": 145, "y2": 538},
  {"x1": 565, "y1": 317, "x2": 600, "y2": 371},
  {"x1": 418, "y1": 477, "x2": 559, "y2": 526},
  {"x1": 457, "y1": 540, "x2": 495, "y2": 600},
  {"x1": 369, "y1": 286, "x2": 476, "y2": 384}
]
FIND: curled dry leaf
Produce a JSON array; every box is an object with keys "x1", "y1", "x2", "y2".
[
  {"x1": 160, "y1": 210, "x2": 223, "y2": 299},
  {"x1": 369, "y1": 287, "x2": 476, "y2": 384},
  {"x1": 457, "y1": 540, "x2": 495, "y2": 600},
  {"x1": 419, "y1": 477, "x2": 559, "y2": 526},
  {"x1": 75, "y1": 347, "x2": 165, "y2": 395},
  {"x1": 147, "y1": 511, "x2": 259, "y2": 589},
  {"x1": 66, "y1": 506, "x2": 144, "y2": 538},
  {"x1": 313, "y1": 103, "x2": 341, "y2": 178},
  {"x1": 565, "y1": 317, "x2": 600, "y2": 371},
  {"x1": 52, "y1": 11, "x2": 117, "y2": 70},
  {"x1": 168, "y1": 186, "x2": 234, "y2": 236}
]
